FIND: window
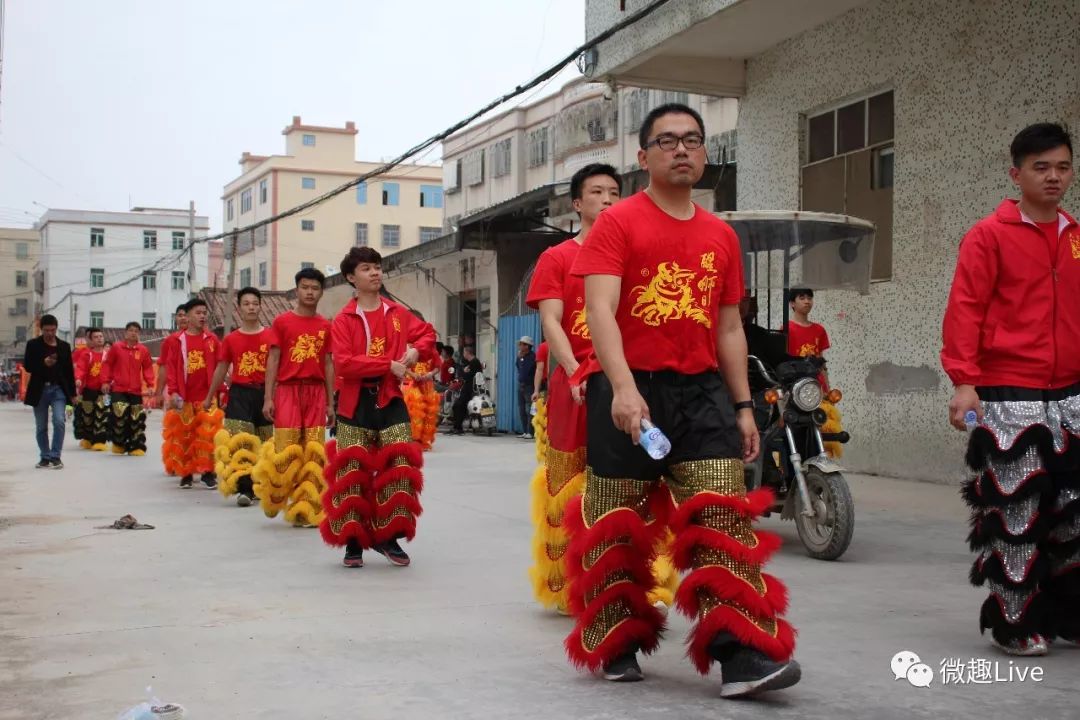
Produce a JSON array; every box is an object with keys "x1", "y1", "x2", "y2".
[
  {"x1": 172, "y1": 231, "x2": 186, "y2": 250},
  {"x1": 142, "y1": 230, "x2": 157, "y2": 249},
  {"x1": 420, "y1": 184, "x2": 443, "y2": 208},
  {"x1": 658, "y1": 90, "x2": 689, "y2": 106},
  {"x1": 302, "y1": 177, "x2": 316, "y2": 190},
  {"x1": 15, "y1": 270, "x2": 28, "y2": 288},
  {"x1": 227, "y1": 199, "x2": 235, "y2": 221},
  {"x1": 16, "y1": 242, "x2": 29, "y2": 259},
  {"x1": 171, "y1": 270, "x2": 185, "y2": 290},
  {"x1": 90, "y1": 227, "x2": 105, "y2": 247},
  {"x1": 463, "y1": 149, "x2": 485, "y2": 186},
  {"x1": 491, "y1": 138, "x2": 512, "y2": 178},
  {"x1": 14, "y1": 298, "x2": 28, "y2": 315},
  {"x1": 241, "y1": 188, "x2": 253, "y2": 214},
  {"x1": 259, "y1": 178, "x2": 268, "y2": 204},
  {"x1": 301, "y1": 219, "x2": 315, "y2": 231},
  {"x1": 355, "y1": 222, "x2": 369, "y2": 247},
  {"x1": 419, "y1": 227, "x2": 441, "y2": 243},
  {"x1": 302, "y1": 134, "x2": 316, "y2": 146},
  {"x1": 240, "y1": 268, "x2": 252, "y2": 287},
  {"x1": 624, "y1": 89, "x2": 649, "y2": 135},
  {"x1": 142, "y1": 271, "x2": 156, "y2": 290},
  {"x1": 356, "y1": 182, "x2": 368, "y2": 204},
  {"x1": 444, "y1": 159, "x2": 462, "y2": 193},
  {"x1": 16, "y1": 326, "x2": 27, "y2": 342},
  {"x1": 90, "y1": 267, "x2": 105, "y2": 288},
  {"x1": 141, "y1": 312, "x2": 156, "y2": 330},
  {"x1": 300, "y1": 262, "x2": 315, "y2": 270},
  {"x1": 90, "y1": 311, "x2": 104, "y2": 329},
  {"x1": 801, "y1": 90, "x2": 894, "y2": 281},
  {"x1": 382, "y1": 182, "x2": 400, "y2": 206},
  {"x1": 381, "y1": 224, "x2": 401, "y2": 248},
  {"x1": 258, "y1": 262, "x2": 267, "y2": 286},
  {"x1": 528, "y1": 126, "x2": 549, "y2": 168}
]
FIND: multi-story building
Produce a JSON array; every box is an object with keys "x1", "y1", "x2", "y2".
[
  {"x1": 221, "y1": 116, "x2": 444, "y2": 291},
  {"x1": 35, "y1": 207, "x2": 210, "y2": 341},
  {"x1": 0, "y1": 227, "x2": 38, "y2": 358}
]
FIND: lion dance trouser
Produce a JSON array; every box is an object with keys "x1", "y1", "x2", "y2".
[
  {"x1": 75, "y1": 389, "x2": 109, "y2": 450},
  {"x1": 321, "y1": 388, "x2": 424, "y2": 550},
  {"x1": 252, "y1": 382, "x2": 327, "y2": 527},
  {"x1": 404, "y1": 378, "x2": 441, "y2": 451},
  {"x1": 161, "y1": 401, "x2": 223, "y2": 473},
  {"x1": 529, "y1": 366, "x2": 681, "y2": 613},
  {"x1": 215, "y1": 384, "x2": 273, "y2": 499},
  {"x1": 565, "y1": 371, "x2": 795, "y2": 674},
  {"x1": 964, "y1": 384, "x2": 1080, "y2": 644},
  {"x1": 110, "y1": 392, "x2": 151, "y2": 456}
]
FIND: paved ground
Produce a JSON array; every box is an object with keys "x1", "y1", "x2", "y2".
[{"x1": 0, "y1": 401, "x2": 1077, "y2": 720}]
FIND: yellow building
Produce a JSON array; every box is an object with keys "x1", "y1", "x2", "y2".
[
  {"x1": 222, "y1": 116, "x2": 443, "y2": 290},
  {"x1": 0, "y1": 227, "x2": 39, "y2": 358}
]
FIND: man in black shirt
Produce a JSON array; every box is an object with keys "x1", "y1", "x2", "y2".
[
  {"x1": 515, "y1": 336, "x2": 536, "y2": 439},
  {"x1": 23, "y1": 314, "x2": 77, "y2": 469},
  {"x1": 451, "y1": 345, "x2": 483, "y2": 434}
]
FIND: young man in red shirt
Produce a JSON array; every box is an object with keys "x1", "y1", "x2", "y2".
[
  {"x1": 943, "y1": 122, "x2": 1080, "y2": 657},
  {"x1": 157, "y1": 302, "x2": 189, "y2": 475},
  {"x1": 784, "y1": 289, "x2": 830, "y2": 360},
  {"x1": 565, "y1": 104, "x2": 800, "y2": 697},
  {"x1": 100, "y1": 322, "x2": 155, "y2": 457},
  {"x1": 205, "y1": 287, "x2": 274, "y2": 506},
  {"x1": 164, "y1": 299, "x2": 222, "y2": 488},
  {"x1": 321, "y1": 247, "x2": 435, "y2": 568},
  {"x1": 253, "y1": 268, "x2": 334, "y2": 527},
  {"x1": 74, "y1": 327, "x2": 109, "y2": 451}
]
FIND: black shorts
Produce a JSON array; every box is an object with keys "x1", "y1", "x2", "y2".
[
  {"x1": 586, "y1": 370, "x2": 741, "y2": 481},
  {"x1": 339, "y1": 386, "x2": 411, "y2": 431},
  {"x1": 226, "y1": 384, "x2": 267, "y2": 426}
]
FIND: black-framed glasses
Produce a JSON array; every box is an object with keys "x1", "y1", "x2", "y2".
[{"x1": 643, "y1": 133, "x2": 705, "y2": 151}]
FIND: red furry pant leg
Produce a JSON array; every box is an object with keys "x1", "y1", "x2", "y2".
[
  {"x1": 667, "y1": 459, "x2": 796, "y2": 675},
  {"x1": 320, "y1": 391, "x2": 423, "y2": 549}
]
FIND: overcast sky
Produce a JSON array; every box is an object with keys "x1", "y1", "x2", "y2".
[{"x1": 0, "y1": 0, "x2": 585, "y2": 233}]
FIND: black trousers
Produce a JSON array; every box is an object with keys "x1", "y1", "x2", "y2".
[
  {"x1": 517, "y1": 384, "x2": 532, "y2": 435},
  {"x1": 452, "y1": 390, "x2": 473, "y2": 431}
]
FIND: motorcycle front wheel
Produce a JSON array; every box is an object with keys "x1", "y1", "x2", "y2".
[{"x1": 795, "y1": 469, "x2": 854, "y2": 561}]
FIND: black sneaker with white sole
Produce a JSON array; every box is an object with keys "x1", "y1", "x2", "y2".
[
  {"x1": 50, "y1": 458, "x2": 64, "y2": 469},
  {"x1": 35, "y1": 459, "x2": 51, "y2": 469},
  {"x1": 713, "y1": 641, "x2": 801, "y2": 698},
  {"x1": 372, "y1": 538, "x2": 411, "y2": 566},
  {"x1": 200, "y1": 473, "x2": 218, "y2": 489},
  {"x1": 343, "y1": 539, "x2": 364, "y2": 568},
  {"x1": 179, "y1": 475, "x2": 194, "y2": 488},
  {"x1": 602, "y1": 650, "x2": 644, "y2": 682}
]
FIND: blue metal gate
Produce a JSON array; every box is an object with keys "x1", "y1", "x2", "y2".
[{"x1": 496, "y1": 314, "x2": 541, "y2": 433}]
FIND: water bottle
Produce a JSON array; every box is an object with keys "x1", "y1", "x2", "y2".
[
  {"x1": 103, "y1": 393, "x2": 112, "y2": 407},
  {"x1": 530, "y1": 401, "x2": 538, "y2": 416},
  {"x1": 639, "y1": 418, "x2": 671, "y2": 460},
  {"x1": 964, "y1": 410, "x2": 978, "y2": 432}
]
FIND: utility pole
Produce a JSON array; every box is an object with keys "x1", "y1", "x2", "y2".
[
  {"x1": 69, "y1": 300, "x2": 77, "y2": 343},
  {"x1": 187, "y1": 200, "x2": 197, "y2": 298},
  {"x1": 222, "y1": 230, "x2": 240, "y2": 335}
]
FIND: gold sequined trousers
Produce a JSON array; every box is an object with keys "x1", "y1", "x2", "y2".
[
  {"x1": 110, "y1": 392, "x2": 149, "y2": 455},
  {"x1": 320, "y1": 392, "x2": 424, "y2": 549}
]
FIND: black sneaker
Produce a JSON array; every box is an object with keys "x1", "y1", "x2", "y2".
[
  {"x1": 343, "y1": 540, "x2": 364, "y2": 568},
  {"x1": 50, "y1": 458, "x2": 64, "y2": 469},
  {"x1": 200, "y1": 473, "x2": 218, "y2": 489},
  {"x1": 372, "y1": 538, "x2": 411, "y2": 566},
  {"x1": 603, "y1": 650, "x2": 644, "y2": 682},
  {"x1": 180, "y1": 475, "x2": 194, "y2": 488},
  {"x1": 35, "y1": 459, "x2": 51, "y2": 469},
  {"x1": 713, "y1": 640, "x2": 801, "y2": 698}
]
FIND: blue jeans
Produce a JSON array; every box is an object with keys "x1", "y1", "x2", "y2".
[{"x1": 34, "y1": 384, "x2": 67, "y2": 461}]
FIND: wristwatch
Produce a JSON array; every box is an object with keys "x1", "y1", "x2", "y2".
[{"x1": 733, "y1": 400, "x2": 754, "y2": 412}]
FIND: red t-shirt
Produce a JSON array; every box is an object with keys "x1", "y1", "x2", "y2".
[
  {"x1": 570, "y1": 192, "x2": 744, "y2": 374},
  {"x1": 271, "y1": 311, "x2": 331, "y2": 383},
  {"x1": 527, "y1": 239, "x2": 592, "y2": 361},
  {"x1": 177, "y1": 332, "x2": 216, "y2": 403},
  {"x1": 536, "y1": 341, "x2": 549, "y2": 366},
  {"x1": 785, "y1": 321, "x2": 830, "y2": 358},
  {"x1": 221, "y1": 328, "x2": 273, "y2": 387}
]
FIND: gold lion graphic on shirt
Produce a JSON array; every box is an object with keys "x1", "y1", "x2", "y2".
[
  {"x1": 1070, "y1": 231, "x2": 1080, "y2": 260},
  {"x1": 369, "y1": 337, "x2": 386, "y2": 357},
  {"x1": 89, "y1": 361, "x2": 101, "y2": 377},
  {"x1": 187, "y1": 350, "x2": 206, "y2": 373},
  {"x1": 570, "y1": 307, "x2": 591, "y2": 340},
  {"x1": 631, "y1": 261, "x2": 712, "y2": 328},
  {"x1": 237, "y1": 350, "x2": 266, "y2": 377},
  {"x1": 289, "y1": 333, "x2": 325, "y2": 363},
  {"x1": 797, "y1": 342, "x2": 820, "y2": 358}
]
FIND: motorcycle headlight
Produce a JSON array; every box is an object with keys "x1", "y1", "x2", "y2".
[{"x1": 791, "y1": 378, "x2": 823, "y2": 412}]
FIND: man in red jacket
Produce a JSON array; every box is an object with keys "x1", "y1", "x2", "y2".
[
  {"x1": 943, "y1": 122, "x2": 1079, "y2": 657},
  {"x1": 101, "y1": 322, "x2": 155, "y2": 456},
  {"x1": 157, "y1": 302, "x2": 189, "y2": 475},
  {"x1": 320, "y1": 246, "x2": 435, "y2": 568},
  {"x1": 74, "y1": 327, "x2": 109, "y2": 450}
]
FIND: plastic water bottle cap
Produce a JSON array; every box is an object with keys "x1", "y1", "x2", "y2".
[{"x1": 964, "y1": 409, "x2": 978, "y2": 430}]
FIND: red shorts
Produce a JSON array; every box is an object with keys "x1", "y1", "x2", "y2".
[
  {"x1": 547, "y1": 364, "x2": 587, "y2": 452},
  {"x1": 275, "y1": 383, "x2": 327, "y2": 431}
]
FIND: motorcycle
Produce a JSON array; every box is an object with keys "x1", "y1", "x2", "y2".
[
  {"x1": 465, "y1": 370, "x2": 497, "y2": 436},
  {"x1": 745, "y1": 352, "x2": 853, "y2": 560}
]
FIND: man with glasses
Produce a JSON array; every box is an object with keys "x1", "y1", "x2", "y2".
[{"x1": 563, "y1": 104, "x2": 800, "y2": 697}]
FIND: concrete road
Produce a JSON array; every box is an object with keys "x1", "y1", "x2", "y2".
[{"x1": 0, "y1": 402, "x2": 1076, "y2": 720}]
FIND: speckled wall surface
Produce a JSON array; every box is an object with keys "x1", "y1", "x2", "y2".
[{"x1": 738, "y1": 0, "x2": 1080, "y2": 482}]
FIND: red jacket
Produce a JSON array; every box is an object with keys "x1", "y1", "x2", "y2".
[
  {"x1": 333, "y1": 297, "x2": 436, "y2": 417},
  {"x1": 165, "y1": 330, "x2": 219, "y2": 401},
  {"x1": 75, "y1": 349, "x2": 107, "y2": 391},
  {"x1": 102, "y1": 342, "x2": 154, "y2": 394},
  {"x1": 942, "y1": 199, "x2": 1080, "y2": 388}
]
